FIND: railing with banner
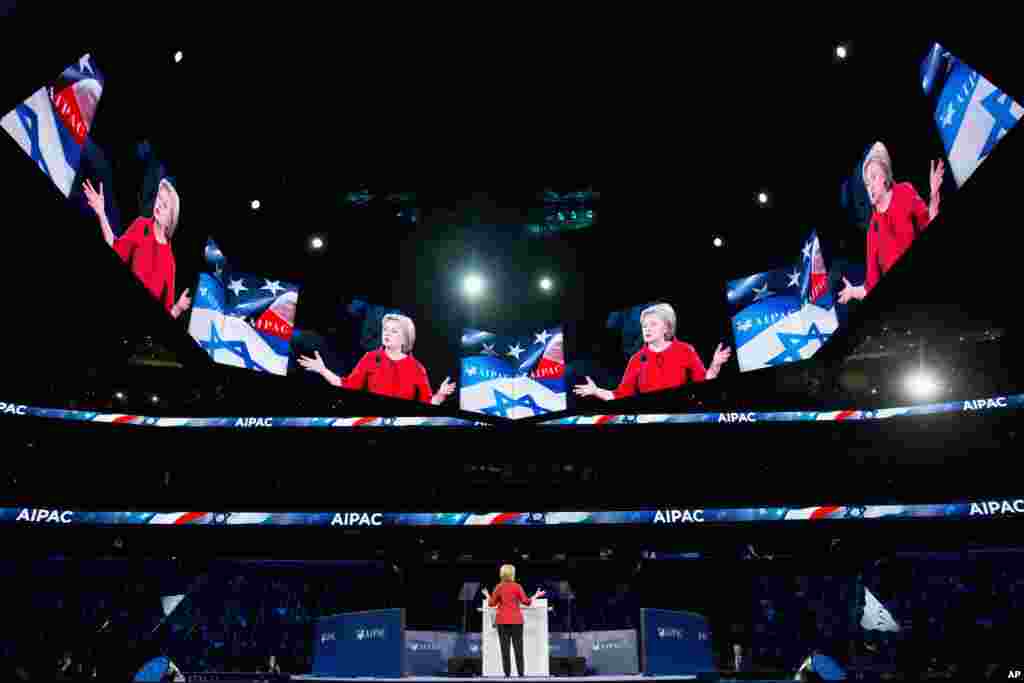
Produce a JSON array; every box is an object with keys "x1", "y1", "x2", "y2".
[
  {"x1": 0, "y1": 393, "x2": 1019, "y2": 428},
  {"x1": 4, "y1": 500, "x2": 1024, "y2": 527}
]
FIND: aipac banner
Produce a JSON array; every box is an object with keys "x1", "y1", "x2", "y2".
[
  {"x1": 727, "y1": 232, "x2": 838, "y2": 372},
  {"x1": 7, "y1": 499, "x2": 1024, "y2": 528},
  {"x1": 1, "y1": 54, "x2": 103, "y2": 197},
  {"x1": 922, "y1": 43, "x2": 1023, "y2": 188},
  {"x1": 189, "y1": 272, "x2": 300, "y2": 376},
  {"x1": 460, "y1": 327, "x2": 566, "y2": 419},
  {"x1": 313, "y1": 609, "x2": 405, "y2": 678},
  {"x1": 582, "y1": 630, "x2": 639, "y2": 675},
  {"x1": 640, "y1": 609, "x2": 713, "y2": 676}
]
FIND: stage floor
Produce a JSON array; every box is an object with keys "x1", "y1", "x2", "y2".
[{"x1": 293, "y1": 677, "x2": 699, "y2": 682}]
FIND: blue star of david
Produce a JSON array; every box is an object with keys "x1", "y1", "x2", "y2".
[
  {"x1": 980, "y1": 88, "x2": 1020, "y2": 160},
  {"x1": 380, "y1": 417, "x2": 398, "y2": 426},
  {"x1": 200, "y1": 321, "x2": 268, "y2": 372},
  {"x1": 764, "y1": 323, "x2": 831, "y2": 366},
  {"x1": 621, "y1": 415, "x2": 638, "y2": 424},
  {"x1": 482, "y1": 389, "x2": 550, "y2": 418}
]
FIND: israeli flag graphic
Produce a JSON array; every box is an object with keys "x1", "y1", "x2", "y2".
[
  {"x1": 923, "y1": 43, "x2": 1023, "y2": 188},
  {"x1": 727, "y1": 232, "x2": 839, "y2": 372},
  {"x1": 1, "y1": 54, "x2": 104, "y2": 197},
  {"x1": 459, "y1": 327, "x2": 566, "y2": 419}
]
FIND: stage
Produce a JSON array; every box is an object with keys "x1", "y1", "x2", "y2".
[
  {"x1": 290, "y1": 676, "x2": 796, "y2": 682},
  {"x1": 292, "y1": 676, "x2": 700, "y2": 682}
]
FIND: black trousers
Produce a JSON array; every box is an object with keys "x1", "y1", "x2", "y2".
[{"x1": 496, "y1": 622, "x2": 525, "y2": 676}]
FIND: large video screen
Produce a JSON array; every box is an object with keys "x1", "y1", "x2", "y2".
[
  {"x1": 570, "y1": 302, "x2": 731, "y2": 404},
  {"x1": 292, "y1": 298, "x2": 457, "y2": 406},
  {"x1": 834, "y1": 42, "x2": 1021, "y2": 308}
]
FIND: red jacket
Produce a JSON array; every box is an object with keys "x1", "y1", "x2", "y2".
[
  {"x1": 488, "y1": 581, "x2": 532, "y2": 625},
  {"x1": 112, "y1": 217, "x2": 176, "y2": 312},
  {"x1": 865, "y1": 182, "x2": 931, "y2": 293},
  {"x1": 612, "y1": 339, "x2": 707, "y2": 400},
  {"x1": 342, "y1": 350, "x2": 434, "y2": 403}
]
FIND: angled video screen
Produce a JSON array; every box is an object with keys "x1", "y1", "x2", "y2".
[
  {"x1": 727, "y1": 231, "x2": 838, "y2": 373},
  {"x1": 569, "y1": 301, "x2": 731, "y2": 406},
  {"x1": 188, "y1": 240, "x2": 301, "y2": 377},
  {"x1": 2, "y1": 52, "x2": 201, "y2": 322},
  {"x1": 460, "y1": 326, "x2": 566, "y2": 419},
  {"x1": 292, "y1": 298, "x2": 457, "y2": 406},
  {"x1": 834, "y1": 42, "x2": 1021, "y2": 309}
]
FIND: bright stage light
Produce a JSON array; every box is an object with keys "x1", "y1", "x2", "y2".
[
  {"x1": 539, "y1": 277, "x2": 553, "y2": 292},
  {"x1": 905, "y1": 369, "x2": 941, "y2": 400},
  {"x1": 713, "y1": 236, "x2": 723, "y2": 248},
  {"x1": 463, "y1": 273, "x2": 485, "y2": 298}
]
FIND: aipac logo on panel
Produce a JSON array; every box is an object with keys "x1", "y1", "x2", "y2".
[
  {"x1": 592, "y1": 639, "x2": 630, "y2": 651},
  {"x1": 657, "y1": 626, "x2": 708, "y2": 641},
  {"x1": 355, "y1": 627, "x2": 386, "y2": 641}
]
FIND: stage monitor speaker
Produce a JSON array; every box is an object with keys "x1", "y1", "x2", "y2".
[{"x1": 448, "y1": 656, "x2": 482, "y2": 677}]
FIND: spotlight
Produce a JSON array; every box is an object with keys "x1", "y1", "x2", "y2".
[
  {"x1": 539, "y1": 276, "x2": 553, "y2": 292},
  {"x1": 251, "y1": 199, "x2": 261, "y2": 210},
  {"x1": 463, "y1": 273, "x2": 485, "y2": 298},
  {"x1": 115, "y1": 392, "x2": 125, "y2": 401},
  {"x1": 905, "y1": 370, "x2": 941, "y2": 400},
  {"x1": 713, "y1": 236, "x2": 723, "y2": 248},
  {"x1": 310, "y1": 236, "x2": 324, "y2": 250},
  {"x1": 836, "y1": 45, "x2": 848, "y2": 60},
  {"x1": 173, "y1": 51, "x2": 183, "y2": 64},
  {"x1": 151, "y1": 395, "x2": 160, "y2": 404},
  {"x1": 757, "y1": 192, "x2": 769, "y2": 205}
]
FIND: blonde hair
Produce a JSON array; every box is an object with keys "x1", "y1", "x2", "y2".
[
  {"x1": 158, "y1": 178, "x2": 181, "y2": 240},
  {"x1": 640, "y1": 303, "x2": 676, "y2": 342},
  {"x1": 862, "y1": 141, "x2": 893, "y2": 191},
  {"x1": 499, "y1": 564, "x2": 516, "y2": 582},
  {"x1": 382, "y1": 313, "x2": 416, "y2": 353}
]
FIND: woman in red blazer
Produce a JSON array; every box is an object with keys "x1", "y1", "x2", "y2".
[{"x1": 483, "y1": 564, "x2": 545, "y2": 677}]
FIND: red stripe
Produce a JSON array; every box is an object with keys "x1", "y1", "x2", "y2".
[
  {"x1": 174, "y1": 512, "x2": 208, "y2": 525},
  {"x1": 490, "y1": 513, "x2": 521, "y2": 525},
  {"x1": 113, "y1": 415, "x2": 137, "y2": 424},
  {"x1": 810, "y1": 506, "x2": 841, "y2": 520},
  {"x1": 834, "y1": 411, "x2": 858, "y2": 421},
  {"x1": 353, "y1": 417, "x2": 378, "y2": 427},
  {"x1": 595, "y1": 415, "x2": 614, "y2": 425}
]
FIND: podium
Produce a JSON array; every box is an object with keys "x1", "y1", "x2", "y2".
[{"x1": 481, "y1": 598, "x2": 549, "y2": 677}]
